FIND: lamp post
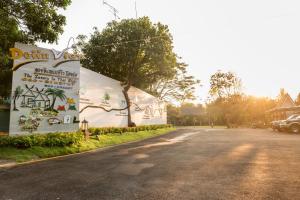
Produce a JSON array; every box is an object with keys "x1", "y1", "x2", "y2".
[{"x1": 81, "y1": 119, "x2": 90, "y2": 140}]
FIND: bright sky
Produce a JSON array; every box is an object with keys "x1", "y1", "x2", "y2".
[{"x1": 38, "y1": 0, "x2": 300, "y2": 103}]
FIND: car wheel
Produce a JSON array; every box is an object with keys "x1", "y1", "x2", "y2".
[{"x1": 290, "y1": 124, "x2": 300, "y2": 133}]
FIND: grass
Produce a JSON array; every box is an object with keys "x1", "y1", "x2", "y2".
[{"x1": 0, "y1": 128, "x2": 176, "y2": 163}]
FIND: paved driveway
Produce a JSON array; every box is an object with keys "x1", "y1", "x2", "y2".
[{"x1": 1, "y1": 128, "x2": 300, "y2": 200}]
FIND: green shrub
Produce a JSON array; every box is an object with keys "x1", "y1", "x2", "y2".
[
  {"x1": 0, "y1": 136, "x2": 11, "y2": 147},
  {"x1": 0, "y1": 132, "x2": 84, "y2": 148},
  {"x1": 10, "y1": 136, "x2": 34, "y2": 149},
  {"x1": 44, "y1": 132, "x2": 84, "y2": 147},
  {"x1": 88, "y1": 124, "x2": 173, "y2": 136}
]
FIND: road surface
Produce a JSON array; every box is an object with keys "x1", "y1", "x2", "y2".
[{"x1": 1, "y1": 128, "x2": 300, "y2": 200}]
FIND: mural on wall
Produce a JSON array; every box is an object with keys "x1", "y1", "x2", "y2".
[
  {"x1": 132, "y1": 100, "x2": 165, "y2": 119},
  {"x1": 115, "y1": 100, "x2": 128, "y2": 116},
  {"x1": 79, "y1": 67, "x2": 167, "y2": 127},
  {"x1": 100, "y1": 92, "x2": 111, "y2": 107},
  {"x1": 48, "y1": 117, "x2": 62, "y2": 125},
  {"x1": 9, "y1": 43, "x2": 80, "y2": 135},
  {"x1": 45, "y1": 88, "x2": 67, "y2": 111},
  {"x1": 11, "y1": 84, "x2": 78, "y2": 132}
]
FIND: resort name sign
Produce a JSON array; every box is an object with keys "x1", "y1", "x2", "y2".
[
  {"x1": 9, "y1": 43, "x2": 83, "y2": 71},
  {"x1": 9, "y1": 43, "x2": 80, "y2": 135}
]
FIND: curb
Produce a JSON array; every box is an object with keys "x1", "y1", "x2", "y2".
[{"x1": 0, "y1": 128, "x2": 177, "y2": 169}]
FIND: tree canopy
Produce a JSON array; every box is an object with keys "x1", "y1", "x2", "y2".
[
  {"x1": 0, "y1": 0, "x2": 71, "y2": 97},
  {"x1": 209, "y1": 70, "x2": 242, "y2": 99},
  {"x1": 81, "y1": 17, "x2": 178, "y2": 90},
  {"x1": 1, "y1": 0, "x2": 71, "y2": 67},
  {"x1": 79, "y1": 17, "x2": 199, "y2": 125}
]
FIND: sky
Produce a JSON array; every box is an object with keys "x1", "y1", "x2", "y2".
[{"x1": 38, "y1": 0, "x2": 300, "y2": 103}]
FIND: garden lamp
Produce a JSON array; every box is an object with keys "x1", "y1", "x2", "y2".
[
  {"x1": 81, "y1": 119, "x2": 89, "y2": 132},
  {"x1": 81, "y1": 119, "x2": 90, "y2": 140}
]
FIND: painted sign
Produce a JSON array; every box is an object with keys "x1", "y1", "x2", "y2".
[
  {"x1": 9, "y1": 44, "x2": 83, "y2": 71},
  {"x1": 9, "y1": 43, "x2": 80, "y2": 135}
]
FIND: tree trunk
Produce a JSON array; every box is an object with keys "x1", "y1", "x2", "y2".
[{"x1": 122, "y1": 87, "x2": 135, "y2": 127}]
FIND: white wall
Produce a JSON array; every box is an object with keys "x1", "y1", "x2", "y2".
[{"x1": 79, "y1": 67, "x2": 167, "y2": 127}]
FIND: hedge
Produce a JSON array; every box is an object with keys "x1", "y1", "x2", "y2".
[
  {"x1": 0, "y1": 124, "x2": 173, "y2": 149},
  {"x1": 88, "y1": 124, "x2": 173, "y2": 135},
  {"x1": 0, "y1": 132, "x2": 84, "y2": 149}
]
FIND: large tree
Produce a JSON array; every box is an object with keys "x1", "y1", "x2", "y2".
[
  {"x1": 208, "y1": 71, "x2": 243, "y2": 127},
  {"x1": 80, "y1": 17, "x2": 186, "y2": 126},
  {"x1": 0, "y1": 0, "x2": 71, "y2": 97},
  {"x1": 209, "y1": 70, "x2": 242, "y2": 99}
]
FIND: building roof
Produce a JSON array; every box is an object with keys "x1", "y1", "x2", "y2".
[
  {"x1": 267, "y1": 93, "x2": 297, "y2": 113},
  {"x1": 276, "y1": 93, "x2": 295, "y2": 109}
]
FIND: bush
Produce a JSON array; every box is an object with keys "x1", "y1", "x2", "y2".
[
  {"x1": 0, "y1": 136, "x2": 11, "y2": 147},
  {"x1": 44, "y1": 132, "x2": 84, "y2": 147},
  {"x1": 10, "y1": 136, "x2": 33, "y2": 149},
  {"x1": 0, "y1": 132, "x2": 84, "y2": 148},
  {"x1": 88, "y1": 124, "x2": 173, "y2": 136}
]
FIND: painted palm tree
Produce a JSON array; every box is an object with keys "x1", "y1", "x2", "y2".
[
  {"x1": 45, "y1": 88, "x2": 66, "y2": 111},
  {"x1": 13, "y1": 86, "x2": 23, "y2": 111}
]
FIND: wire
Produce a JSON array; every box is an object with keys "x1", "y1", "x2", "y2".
[{"x1": 94, "y1": 35, "x2": 169, "y2": 48}]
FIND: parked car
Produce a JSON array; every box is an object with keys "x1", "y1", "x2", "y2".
[
  {"x1": 271, "y1": 114, "x2": 300, "y2": 132},
  {"x1": 280, "y1": 115, "x2": 300, "y2": 133},
  {"x1": 271, "y1": 120, "x2": 285, "y2": 131}
]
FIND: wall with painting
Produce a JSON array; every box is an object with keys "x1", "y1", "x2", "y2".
[
  {"x1": 9, "y1": 43, "x2": 167, "y2": 135},
  {"x1": 9, "y1": 43, "x2": 80, "y2": 135},
  {"x1": 79, "y1": 67, "x2": 167, "y2": 127}
]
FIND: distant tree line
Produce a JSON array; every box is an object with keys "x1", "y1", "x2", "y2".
[
  {"x1": 168, "y1": 71, "x2": 279, "y2": 127},
  {"x1": 167, "y1": 96, "x2": 276, "y2": 127}
]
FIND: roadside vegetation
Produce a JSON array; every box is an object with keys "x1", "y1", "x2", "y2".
[
  {"x1": 167, "y1": 71, "x2": 300, "y2": 128},
  {"x1": 0, "y1": 125, "x2": 174, "y2": 163}
]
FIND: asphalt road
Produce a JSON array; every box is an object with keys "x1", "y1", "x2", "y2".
[{"x1": 1, "y1": 128, "x2": 300, "y2": 200}]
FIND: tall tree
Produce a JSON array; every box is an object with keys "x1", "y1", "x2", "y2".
[
  {"x1": 0, "y1": 0, "x2": 72, "y2": 97},
  {"x1": 81, "y1": 17, "x2": 183, "y2": 126},
  {"x1": 209, "y1": 70, "x2": 242, "y2": 99}
]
